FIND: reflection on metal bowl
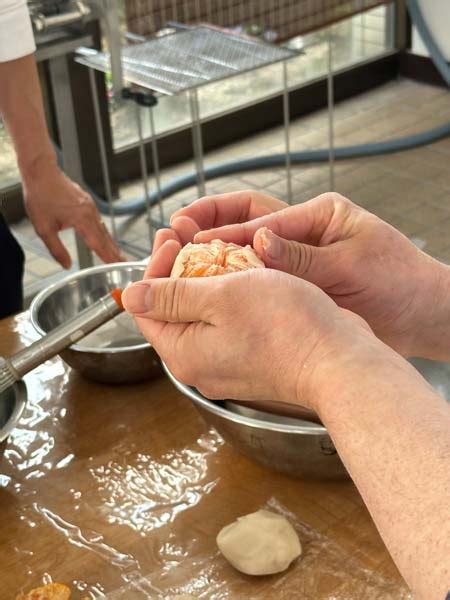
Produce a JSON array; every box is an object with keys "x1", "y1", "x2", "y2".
[
  {"x1": 409, "y1": 357, "x2": 450, "y2": 401},
  {"x1": 30, "y1": 262, "x2": 162, "y2": 384},
  {"x1": 163, "y1": 357, "x2": 450, "y2": 480},
  {"x1": 0, "y1": 381, "x2": 26, "y2": 453},
  {"x1": 163, "y1": 363, "x2": 347, "y2": 480}
]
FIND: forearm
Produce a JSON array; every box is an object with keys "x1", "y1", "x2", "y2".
[
  {"x1": 0, "y1": 54, "x2": 56, "y2": 181},
  {"x1": 311, "y1": 341, "x2": 450, "y2": 599},
  {"x1": 413, "y1": 258, "x2": 450, "y2": 362}
]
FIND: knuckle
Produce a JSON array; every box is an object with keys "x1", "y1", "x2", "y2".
[
  {"x1": 35, "y1": 225, "x2": 51, "y2": 238},
  {"x1": 329, "y1": 192, "x2": 356, "y2": 213},
  {"x1": 159, "y1": 279, "x2": 186, "y2": 321},
  {"x1": 289, "y1": 241, "x2": 313, "y2": 275}
]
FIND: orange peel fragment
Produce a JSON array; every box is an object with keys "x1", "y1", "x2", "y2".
[{"x1": 16, "y1": 582, "x2": 71, "y2": 600}]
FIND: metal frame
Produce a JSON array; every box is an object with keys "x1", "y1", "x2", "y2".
[
  {"x1": 88, "y1": 67, "x2": 118, "y2": 239},
  {"x1": 75, "y1": 26, "x2": 298, "y2": 95},
  {"x1": 189, "y1": 89, "x2": 206, "y2": 197},
  {"x1": 48, "y1": 55, "x2": 93, "y2": 268},
  {"x1": 327, "y1": 32, "x2": 335, "y2": 191},
  {"x1": 282, "y1": 60, "x2": 292, "y2": 204},
  {"x1": 134, "y1": 103, "x2": 155, "y2": 244},
  {"x1": 76, "y1": 25, "x2": 303, "y2": 221},
  {"x1": 96, "y1": 0, "x2": 124, "y2": 98}
]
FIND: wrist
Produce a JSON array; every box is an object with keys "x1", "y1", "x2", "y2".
[
  {"x1": 19, "y1": 147, "x2": 58, "y2": 187},
  {"x1": 296, "y1": 325, "x2": 397, "y2": 417}
]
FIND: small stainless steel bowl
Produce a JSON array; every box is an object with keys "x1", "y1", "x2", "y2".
[
  {"x1": 164, "y1": 358, "x2": 450, "y2": 480},
  {"x1": 30, "y1": 262, "x2": 162, "y2": 384},
  {"x1": 0, "y1": 381, "x2": 26, "y2": 453}
]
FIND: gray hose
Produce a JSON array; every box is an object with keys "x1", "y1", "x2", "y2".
[{"x1": 87, "y1": 0, "x2": 450, "y2": 217}]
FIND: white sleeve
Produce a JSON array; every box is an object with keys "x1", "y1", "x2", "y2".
[{"x1": 0, "y1": 0, "x2": 36, "y2": 62}]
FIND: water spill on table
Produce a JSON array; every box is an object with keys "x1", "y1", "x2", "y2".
[{"x1": 1, "y1": 312, "x2": 411, "y2": 599}]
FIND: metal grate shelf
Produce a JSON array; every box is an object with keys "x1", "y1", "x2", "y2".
[{"x1": 76, "y1": 26, "x2": 297, "y2": 95}]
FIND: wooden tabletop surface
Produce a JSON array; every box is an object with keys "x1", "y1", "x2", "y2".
[{"x1": 0, "y1": 312, "x2": 410, "y2": 599}]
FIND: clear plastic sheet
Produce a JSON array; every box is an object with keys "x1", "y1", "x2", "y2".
[
  {"x1": 107, "y1": 498, "x2": 412, "y2": 599},
  {"x1": 1, "y1": 313, "x2": 411, "y2": 599}
]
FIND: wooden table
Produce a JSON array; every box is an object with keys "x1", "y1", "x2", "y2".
[{"x1": 0, "y1": 313, "x2": 410, "y2": 599}]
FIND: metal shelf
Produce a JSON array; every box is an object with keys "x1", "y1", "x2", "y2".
[{"x1": 75, "y1": 26, "x2": 298, "y2": 95}]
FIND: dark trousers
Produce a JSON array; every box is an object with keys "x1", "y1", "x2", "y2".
[{"x1": 0, "y1": 213, "x2": 24, "y2": 319}]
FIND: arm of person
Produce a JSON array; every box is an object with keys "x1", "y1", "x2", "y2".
[
  {"x1": 0, "y1": 1, "x2": 123, "y2": 266},
  {"x1": 123, "y1": 248, "x2": 450, "y2": 600},
  {"x1": 310, "y1": 339, "x2": 450, "y2": 600}
]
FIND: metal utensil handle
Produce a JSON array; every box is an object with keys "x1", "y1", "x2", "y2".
[{"x1": 8, "y1": 293, "x2": 122, "y2": 379}]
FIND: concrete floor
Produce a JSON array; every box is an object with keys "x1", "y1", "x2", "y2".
[{"x1": 11, "y1": 76, "x2": 450, "y2": 302}]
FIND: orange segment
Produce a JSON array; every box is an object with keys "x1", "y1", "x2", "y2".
[{"x1": 171, "y1": 240, "x2": 265, "y2": 278}]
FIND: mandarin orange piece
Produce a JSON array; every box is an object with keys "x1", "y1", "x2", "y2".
[
  {"x1": 171, "y1": 240, "x2": 265, "y2": 278},
  {"x1": 16, "y1": 582, "x2": 71, "y2": 600}
]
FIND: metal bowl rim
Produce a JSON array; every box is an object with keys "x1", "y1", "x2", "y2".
[
  {"x1": 163, "y1": 362, "x2": 328, "y2": 435},
  {"x1": 0, "y1": 380, "x2": 27, "y2": 443},
  {"x1": 30, "y1": 261, "x2": 150, "y2": 354}
]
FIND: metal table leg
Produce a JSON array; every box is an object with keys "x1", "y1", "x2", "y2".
[
  {"x1": 100, "y1": 0, "x2": 124, "y2": 100},
  {"x1": 282, "y1": 60, "x2": 293, "y2": 204},
  {"x1": 148, "y1": 106, "x2": 164, "y2": 226},
  {"x1": 189, "y1": 89, "x2": 206, "y2": 198},
  {"x1": 88, "y1": 67, "x2": 117, "y2": 239},
  {"x1": 327, "y1": 33, "x2": 335, "y2": 191},
  {"x1": 134, "y1": 103, "x2": 154, "y2": 246},
  {"x1": 48, "y1": 55, "x2": 93, "y2": 268}
]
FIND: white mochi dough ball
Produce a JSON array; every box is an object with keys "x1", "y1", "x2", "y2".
[{"x1": 216, "y1": 509, "x2": 302, "y2": 576}]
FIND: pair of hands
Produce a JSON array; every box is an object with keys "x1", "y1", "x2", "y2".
[
  {"x1": 123, "y1": 190, "x2": 448, "y2": 414},
  {"x1": 23, "y1": 161, "x2": 123, "y2": 268}
]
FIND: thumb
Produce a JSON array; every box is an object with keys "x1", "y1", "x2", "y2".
[
  {"x1": 122, "y1": 277, "x2": 213, "y2": 323},
  {"x1": 254, "y1": 227, "x2": 330, "y2": 287}
]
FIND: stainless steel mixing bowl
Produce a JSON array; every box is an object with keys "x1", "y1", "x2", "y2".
[
  {"x1": 30, "y1": 262, "x2": 162, "y2": 384},
  {"x1": 164, "y1": 357, "x2": 450, "y2": 480},
  {"x1": 163, "y1": 364, "x2": 347, "y2": 480},
  {"x1": 0, "y1": 381, "x2": 26, "y2": 453}
]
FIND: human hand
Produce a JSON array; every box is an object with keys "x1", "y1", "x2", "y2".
[
  {"x1": 169, "y1": 189, "x2": 287, "y2": 247},
  {"x1": 192, "y1": 191, "x2": 449, "y2": 359},
  {"x1": 23, "y1": 163, "x2": 124, "y2": 268},
  {"x1": 122, "y1": 255, "x2": 377, "y2": 411},
  {"x1": 144, "y1": 190, "x2": 286, "y2": 278}
]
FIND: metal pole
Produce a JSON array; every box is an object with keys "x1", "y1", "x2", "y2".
[
  {"x1": 100, "y1": 0, "x2": 123, "y2": 100},
  {"x1": 327, "y1": 32, "x2": 335, "y2": 192},
  {"x1": 88, "y1": 67, "x2": 117, "y2": 239},
  {"x1": 134, "y1": 103, "x2": 154, "y2": 245},
  {"x1": 148, "y1": 106, "x2": 165, "y2": 226},
  {"x1": 385, "y1": 1, "x2": 396, "y2": 51},
  {"x1": 189, "y1": 89, "x2": 206, "y2": 197},
  {"x1": 48, "y1": 55, "x2": 93, "y2": 268},
  {"x1": 394, "y1": 0, "x2": 407, "y2": 51},
  {"x1": 282, "y1": 60, "x2": 292, "y2": 204}
]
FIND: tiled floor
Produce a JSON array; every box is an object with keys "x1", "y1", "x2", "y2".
[{"x1": 11, "y1": 76, "x2": 450, "y2": 302}]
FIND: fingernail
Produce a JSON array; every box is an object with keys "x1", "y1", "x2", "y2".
[
  {"x1": 169, "y1": 212, "x2": 180, "y2": 225},
  {"x1": 122, "y1": 283, "x2": 152, "y2": 314},
  {"x1": 261, "y1": 229, "x2": 281, "y2": 260}
]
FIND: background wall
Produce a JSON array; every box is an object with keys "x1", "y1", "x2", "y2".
[{"x1": 411, "y1": 0, "x2": 450, "y2": 60}]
